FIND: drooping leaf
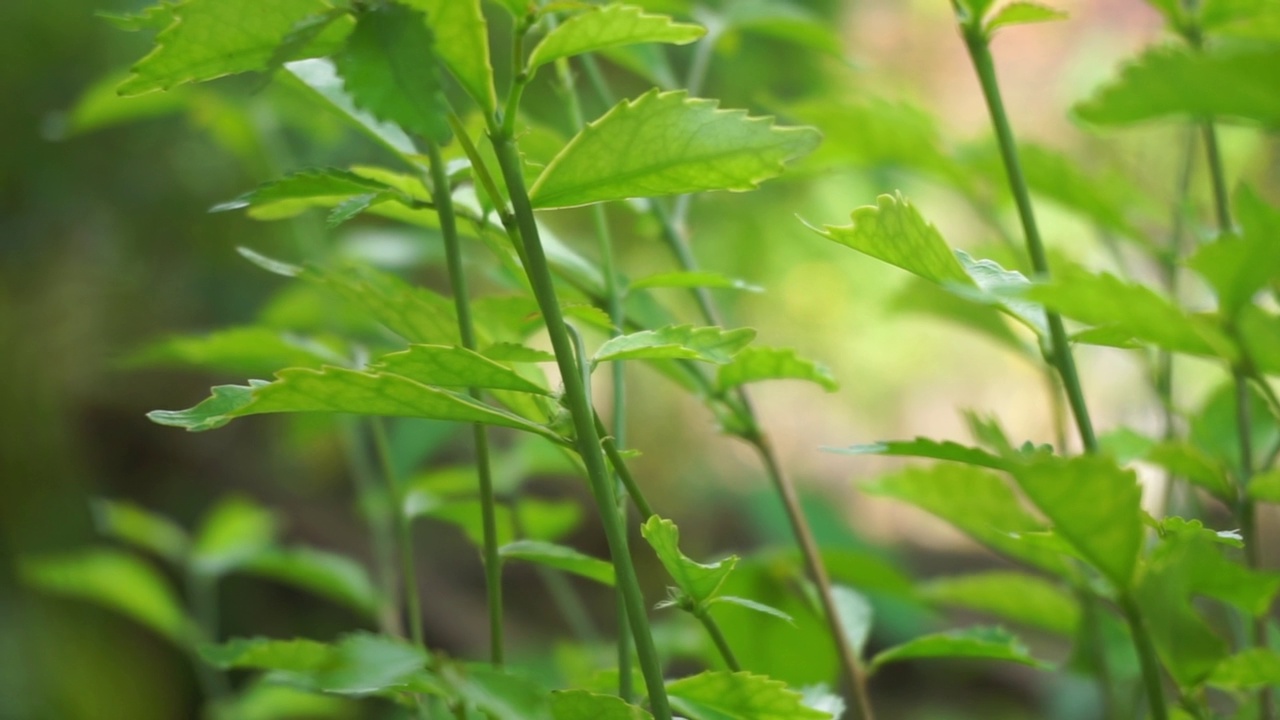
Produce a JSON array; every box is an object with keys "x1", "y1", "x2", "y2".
[
  {"x1": 192, "y1": 496, "x2": 279, "y2": 576},
  {"x1": 705, "y1": 595, "x2": 795, "y2": 625},
  {"x1": 824, "y1": 437, "x2": 1009, "y2": 471},
  {"x1": 119, "y1": 0, "x2": 351, "y2": 95},
  {"x1": 642, "y1": 516, "x2": 737, "y2": 605},
  {"x1": 984, "y1": 2, "x2": 1068, "y2": 35},
  {"x1": 499, "y1": 540, "x2": 615, "y2": 586},
  {"x1": 21, "y1": 549, "x2": 191, "y2": 645},
  {"x1": 371, "y1": 345, "x2": 550, "y2": 395},
  {"x1": 124, "y1": 326, "x2": 341, "y2": 377},
  {"x1": 1208, "y1": 649, "x2": 1280, "y2": 690},
  {"x1": 204, "y1": 634, "x2": 427, "y2": 696},
  {"x1": 920, "y1": 571, "x2": 1079, "y2": 635},
  {"x1": 530, "y1": 89, "x2": 820, "y2": 209},
  {"x1": 869, "y1": 627, "x2": 1047, "y2": 672},
  {"x1": 665, "y1": 671, "x2": 832, "y2": 720},
  {"x1": 400, "y1": 0, "x2": 497, "y2": 113},
  {"x1": 551, "y1": 690, "x2": 653, "y2": 720},
  {"x1": 717, "y1": 346, "x2": 838, "y2": 392},
  {"x1": 243, "y1": 547, "x2": 379, "y2": 617},
  {"x1": 528, "y1": 4, "x2": 703, "y2": 74},
  {"x1": 90, "y1": 499, "x2": 190, "y2": 565},
  {"x1": 594, "y1": 325, "x2": 756, "y2": 364},
  {"x1": 629, "y1": 270, "x2": 763, "y2": 293}
]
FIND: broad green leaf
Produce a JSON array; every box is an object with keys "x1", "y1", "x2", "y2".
[
  {"x1": 985, "y1": 2, "x2": 1067, "y2": 35},
  {"x1": 124, "y1": 326, "x2": 341, "y2": 377},
  {"x1": 1074, "y1": 44, "x2": 1280, "y2": 126},
  {"x1": 1098, "y1": 426, "x2": 1157, "y2": 463},
  {"x1": 21, "y1": 549, "x2": 191, "y2": 644},
  {"x1": 862, "y1": 465, "x2": 1074, "y2": 578},
  {"x1": 594, "y1": 325, "x2": 756, "y2": 364},
  {"x1": 482, "y1": 343, "x2": 556, "y2": 363},
  {"x1": 119, "y1": 0, "x2": 351, "y2": 95},
  {"x1": 401, "y1": 0, "x2": 497, "y2": 113},
  {"x1": 310, "y1": 264, "x2": 460, "y2": 346},
  {"x1": 1144, "y1": 441, "x2": 1232, "y2": 501},
  {"x1": 203, "y1": 637, "x2": 334, "y2": 674},
  {"x1": 869, "y1": 627, "x2": 1047, "y2": 672},
  {"x1": 528, "y1": 4, "x2": 704, "y2": 73},
  {"x1": 530, "y1": 89, "x2": 820, "y2": 209},
  {"x1": 1189, "y1": 186, "x2": 1280, "y2": 317},
  {"x1": 285, "y1": 59, "x2": 417, "y2": 157},
  {"x1": 825, "y1": 437, "x2": 1009, "y2": 471},
  {"x1": 441, "y1": 664, "x2": 551, "y2": 720},
  {"x1": 642, "y1": 516, "x2": 737, "y2": 605},
  {"x1": 551, "y1": 690, "x2": 653, "y2": 720},
  {"x1": 335, "y1": 3, "x2": 450, "y2": 144},
  {"x1": 705, "y1": 595, "x2": 795, "y2": 625},
  {"x1": 492, "y1": 0, "x2": 531, "y2": 16},
  {"x1": 629, "y1": 270, "x2": 762, "y2": 293},
  {"x1": 920, "y1": 571, "x2": 1079, "y2": 635},
  {"x1": 809, "y1": 193, "x2": 974, "y2": 287},
  {"x1": 212, "y1": 168, "x2": 404, "y2": 214},
  {"x1": 499, "y1": 540, "x2": 615, "y2": 586},
  {"x1": 717, "y1": 346, "x2": 838, "y2": 392},
  {"x1": 90, "y1": 499, "x2": 190, "y2": 565},
  {"x1": 243, "y1": 547, "x2": 379, "y2": 616},
  {"x1": 1010, "y1": 455, "x2": 1144, "y2": 588},
  {"x1": 49, "y1": 69, "x2": 188, "y2": 139},
  {"x1": 193, "y1": 496, "x2": 279, "y2": 576},
  {"x1": 1208, "y1": 649, "x2": 1280, "y2": 689},
  {"x1": 832, "y1": 585, "x2": 874, "y2": 659},
  {"x1": 147, "y1": 367, "x2": 558, "y2": 440},
  {"x1": 205, "y1": 634, "x2": 427, "y2": 696},
  {"x1": 1192, "y1": 381, "x2": 1280, "y2": 477},
  {"x1": 666, "y1": 671, "x2": 831, "y2": 720},
  {"x1": 371, "y1": 345, "x2": 550, "y2": 395},
  {"x1": 1250, "y1": 469, "x2": 1280, "y2": 502}
]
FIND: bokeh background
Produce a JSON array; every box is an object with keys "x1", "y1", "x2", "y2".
[{"x1": 2, "y1": 0, "x2": 1274, "y2": 718}]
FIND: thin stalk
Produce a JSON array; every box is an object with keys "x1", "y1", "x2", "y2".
[
  {"x1": 371, "y1": 418, "x2": 424, "y2": 648},
  {"x1": 1201, "y1": 122, "x2": 1233, "y2": 233},
  {"x1": 692, "y1": 606, "x2": 741, "y2": 671},
  {"x1": 424, "y1": 139, "x2": 505, "y2": 667},
  {"x1": 186, "y1": 570, "x2": 231, "y2": 705},
  {"x1": 339, "y1": 419, "x2": 402, "y2": 636},
  {"x1": 1120, "y1": 593, "x2": 1170, "y2": 720},
  {"x1": 487, "y1": 123, "x2": 673, "y2": 720}
]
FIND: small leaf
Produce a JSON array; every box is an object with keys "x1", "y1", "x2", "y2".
[
  {"x1": 869, "y1": 627, "x2": 1048, "y2": 672},
  {"x1": 335, "y1": 2, "x2": 451, "y2": 144},
  {"x1": 706, "y1": 595, "x2": 796, "y2": 625},
  {"x1": 953, "y1": 251, "x2": 1048, "y2": 336},
  {"x1": 326, "y1": 193, "x2": 383, "y2": 227},
  {"x1": 832, "y1": 585, "x2": 874, "y2": 660},
  {"x1": 124, "y1": 326, "x2": 341, "y2": 377},
  {"x1": 499, "y1": 540, "x2": 615, "y2": 586},
  {"x1": 824, "y1": 437, "x2": 1008, "y2": 471},
  {"x1": 205, "y1": 633, "x2": 427, "y2": 696},
  {"x1": 192, "y1": 496, "x2": 279, "y2": 576},
  {"x1": 243, "y1": 547, "x2": 379, "y2": 617},
  {"x1": 629, "y1": 270, "x2": 762, "y2": 293},
  {"x1": 441, "y1": 664, "x2": 551, "y2": 720},
  {"x1": 90, "y1": 499, "x2": 190, "y2": 565},
  {"x1": 717, "y1": 346, "x2": 838, "y2": 392},
  {"x1": 211, "y1": 168, "x2": 402, "y2": 214},
  {"x1": 1208, "y1": 649, "x2": 1280, "y2": 690},
  {"x1": 984, "y1": 2, "x2": 1067, "y2": 35},
  {"x1": 594, "y1": 325, "x2": 756, "y2": 364},
  {"x1": 401, "y1": 0, "x2": 497, "y2": 113},
  {"x1": 920, "y1": 571, "x2": 1079, "y2": 635},
  {"x1": 371, "y1": 345, "x2": 550, "y2": 395},
  {"x1": 666, "y1": 671, "x2": 832, "y2": 720},
  {"x1": 530, "y1": 89, "x2": 820, "y2": 209},
  {"x1": 642, "y1": 516, "x2": 738, "y2": 605},
  {"x1": 528, "y1": 4, "x2": 704, "y2": 73}
]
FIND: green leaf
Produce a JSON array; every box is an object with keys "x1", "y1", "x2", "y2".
[
  {"x1": 147, "y1": 366, "x2": 558, "y2": 440},
  {"x1": 530, "y1": 89, "x2": 820, "y2": 209},
  {"x1": 1144, "y1": 441, "x2": 1233, "y2": 501},
  {"x1": 371, "y1": 345, "x2": 550, "y2": 394},
  {"x1": 310, "y1": 264, "x2": 460, "y2": 346},
  {"x1": 212, "y1": 168, "x2": 404, "y2": 214},
  {"x1": 1010, "y1": 455, "x2": 1144, "y2": 588},
  {"x1": 984, "y1": 2, "x2": 1067, "y2": 35},
  {"x1": 717, "y1": 346, "x2": 838, "y2": 392},
  {"x1": 920, "y1": 571, "x2": 1079, "y2": 635},
  {"x1": 642, "y1": 516, "x2": 738, "y2": 605},
  {"x1": 203, "y1": 637, "x2": 334, "y2": 674},
  {"x1": 21, "y1": 549, "x2": 191, "y2": 645},
  {"x1": 242, "y1": 547, "x2": 379, "y2": 617},
  {"x1": 124, "y1": 326, "x2": 341, "y2": 377},
  {"x1": 551, "y1": 690, "x2": 653, "y2": 720},
  {"x1": 1208, "y1": 649, "x2": 1280, "y2": 690},
  {"x1": 705, "y1": 595, "x2": 795, "y2": 625},
  {"x1": 888, "y1": 279, "x2": 1032, "y2": 356},
  {"x1": 1074, "y1": 44, "x2": 1280, "y2": 126},
  {"x1": 119, "y1": 0, "x2": 351, "y2": 95},
  {"x1": 1189, "y1": 185, "x2": 1280, "y2": 317},
  {"x1": 528, "y1": 4, "x2": 704, "y2": 73},
  {"x1": 442, "y1": 664, "x2": 551, "y2": 720},
  {"x1": 629, "y1": 270, "x2": 762, "y2": 293},
  {"x1": 99, "y1": 3, "x2": 178, "y2": 32},
  {"x1": 49, "y1": 69, "x2": 188, "y2": 139},
  {"x1": 953, "y1": 251, "x2": 1048, "y2": 336},
  {"x1": 284, "y1": 59, "x2": 417, "y2": 157},
  {"x1": 498, "y1": 540, "x2": 615, "y2": 586},
  {"x1": 226, "y1": 680, "x2": 353, "y2": 720},
  {"x1": 193, "y1": 496, "x2": 279, "y2": 576},
  {"x1": 869, "y1": 627, "x2": 1048, "y2": 672},
  {"x1": 594, "y1": 325, "x2": 756, "y2": 364},
  {"x1": 400, "y1": 0, "x2": 497, "y2": 114},
  {"x1": 1249, "y1": 469, "x2": 1280, "y2": 502},
  {"x1": 666, "y1": 671, "x2": 832, "y2": 720},
  {"x1": 1240, "y1": 305, "x2": 1280, "y2": 377},
  {"x1": 1157, "y1": 519, "x2": 1280, "y2": 616},
  {"x1": 721, "y1": 0, "x2": 843, "y2": 55},
  {"x1": 205, "y1": 633, "x2": 427, "y2": 696},
  {"x1": 90, "y1": 499, "x2": 190, "y2": 565},
  {"x1": 832, "y1": 585, "x2": 874, "y2": 660},
  {"x1": 824, "y1": 437, "x2": 1009, "y2": 471}
]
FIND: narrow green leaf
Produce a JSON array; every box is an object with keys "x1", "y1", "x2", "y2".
[
  {"x1": 920, "y1": 571, "x2": 1079, "y2": 635},
  {"x1": 594, "y1": 325, "x2": 756, "y2": 364},
  {"x1": 124, "y1": 326, "x2": 341, "y2": 377},
  {"x1": 869, "y1": 627, "x2": 1048, "y2": 672},
  {"x1": 551, "y1": 690, "x2": 653, "y2": 720},
  {"x1": 205, "y1": 633, "x2": 427, "y2": 696},
  {"x1": 335, "y1": 2, "x2": 450, "y2": 144},
  {"x1": 642, "y1": 516, "x2": 738, "y2": 605},
  {"x1": 706, "y1": 595, "x2": 796, "y2": 625},
  {"x1": 193, "y1": 496, "x2": 279, "y2": 576},
  {"x1": 90, "y1": 499, "x2": 190, "y2": 565},
  {"x1": 530, "y1": 89, "x2": 821, "y2": 209},
  {"x1": 666, "y1": 671, "x2": 832, "y2": 720},
  {"x1": 717, "y1": 346, "x2": 838, "y2": 392},
  {"x1": 212, "y1": 168, "x2": 403, "y2": 214},
  {"x1": 629, "y1": 270, "x2": 762, "y2": 293},
  {"x1": 21, "y1": 549, "x2": 191, "y2": 645},
  {"x1": 371, "y1": 345, "x2": 550, "y2": 395},
  {"x1": 1208, "y1": 649, "x2": 1280, "y2": 690},
  {"x1": 400, "y1": 0, "x2": 497, "y2": 113},
  {"x1": 119, "y1": 0, "x2": 351, "y2": 95},
  {"x1": 824, "y1": 437, "x2": 1009, "y2": 471},
  {"x1": 528, "y1": 4, "x2": 704, "y2": 73},
  {"x1": 985, "y1": 2, "x2": 1068, "y2": 35},
  {"x1": 832, "y1": 585, "x2": 874, "y2": 660},
  {"x1": 499, "y1": 540, "x2": 615, "y2": 586},
  {"x1": 1010, "y1": 455, "x2": 1144, "y2": 588},
  {"x1": 202, "y1": 637, "x2": 334, "y2": 674},
  {"x1": 243, "y1": 547, "x2": 379, "y2": 617}
]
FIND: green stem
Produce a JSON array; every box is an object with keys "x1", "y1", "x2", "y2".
[
  {"x1": 1201, "y1": 122, "x2": 1233, "y2": 234},
  {"x1": 339, "y1": 419, "x2": 402, "y2": 636},
  {"x1": 693, "y1": 606, "x2": 741, "y2": 671},
  {"x1": 371, "y1": 418, "x2": 424, "y2": 648},
  {"x1": 424, "y1": 139, "x2": 505, "y2": 667},
  {"x1": 186, "y1": 569, "x2": 231, "y2": 705},
  {"x1": 488, "y1": 125, "x2": 673, "y2": 720},
  {"x1": 1120, "y1": 593, "x2": 1170, "y2": 720}
]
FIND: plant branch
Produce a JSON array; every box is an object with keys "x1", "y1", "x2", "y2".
[{"x1": 693, "y1": 606, "x2": 741, "y2": 671}]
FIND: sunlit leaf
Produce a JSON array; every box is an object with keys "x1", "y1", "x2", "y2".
[
  {"x1": 642, "y1": 516, "x2": 737, "y2": 605},
  {"x1": 984, "y1": 2, "x2": 1067, "y2": 35},
  {"x1": 666, "y1": 671, "x2": 832, "y2": 720},
  {"x1": 243, "y1": 547, "x2": 379, "y2": 617},
  {"x1": 284, "y1": 59, "x2": 417, "y2": 157},
  {"x1": 90, "y1": 499, "x2": 190, "y2": 565},
  {"x1": 717, "y1": 346, "x2": 838, "y2": 392},
  {"x1": 309, "y1": 264, "x2": 461, "y2": 347},
  {"x1": 594, "y1": 325, "x2": 756, "y2": 364},
  {"x1": 99, "y1": 3, "x2": 178, "y2": 32},
  {"x1": 869, "y1": 626, "x2": 1047, "y2": 672},
  {"x1": 530, "y1": 89, "x2": 820, "y2": 208},
  {"x1": 499, "y1": 540, "x2": 615, "y2": 586},
  {"x1": 528, "y1": 4, "x2": 704, "y2": 73},
  {"x1": 551, "y1": 690, "x2": 653, "y2": 720},
  {"x1": 193, "y1": 496, "x2": 279, "y2": 576},
  {"x1": 482, "y1": 343, "x2": 556, "y2": 363},
  {"x1": 921, "y1": 571, "x2": 1079, "y2": 635}
]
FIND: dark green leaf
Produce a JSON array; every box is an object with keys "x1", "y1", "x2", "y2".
[
  {"x1": 920, "y1": 571, "x2": 1079, "y2": 635},
  {"x1": 717, "y1": 346, "x2": 838, "y2": 392},
  {"x1": 499, "y1": 540, "x2": 615, "y2": 586},
  {"x1": 869, "y1": 626, "x2": 1048, "y2": 672},
  {"x1": 642, "y1": 516, "x2": 737, "y2": 605},
  {"x1": 594, "y1": 325, "x2": 756, "y2": 364},
  {"x1": 666, "y1": 671, "x2": 832, "y2": 720}
]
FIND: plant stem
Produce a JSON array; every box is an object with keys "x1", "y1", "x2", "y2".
[
  {"x1": 693, "y1": 606, "x2": 741, "y2": 671},
  {"x1": 487, "y1": 125, "x2": 673, "y2": 720},
  {"x1": 1120, "y1": 593, "x2": 1170, "y2": 720},
  {"x1": 339, "y1": 419, "x2": 402, "y2": 635},
  {"x1": 371, "y1": 418, "x2": 424, "y2": 648},
  {"x1": 186, "y1": 569, "x2": 230, "y2": 705},
  {"x1": 424, "y1": 138, "x2": 505, "y2": 667}
]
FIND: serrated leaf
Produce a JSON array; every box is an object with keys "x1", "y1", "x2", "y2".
[
  {"x1": 371, "y1": 345, "x2": 550, "y2": 395},
  {"x1": 629, "y1": 270, "x2": 762, "y2": 293},
  {"x1": 90, "y1": 499, "x2": 190, "y2": 565},
  {"x1": 205, "y1": 633, "x2": 427, "y2": 696},
  {"x1": 243, "y1": 547, "x2": 379, "y2": 617},
  {"x1": 1074, "y1": 44, "x2": 1280, "y2": 126},
  {"x1": 400, "y1": 0, "x2": 497, "y2": 113},
  {"x1": 953, "y1": 251, "x2": 1048, "y2": 336},
  {"x1": 530, "y1": 89, "x2": 820, "y2": 209},
  {"x1": 921, "y1": 571, "x2": 1079, "y2": 635},
  {"x1": 528, "y1": 4, "x2": 704, "y2": 73},
  {"x1": 666, "y1": 671, "x2": 832, "y2": 720},
  {"x1": 642, "y1": 516, "x2": 737, "y2": 605},
  {"x1": 21, "y1": 549, "x2": 191, "y2": 645},
  {"x1": 716, "y1": 346, "x2": 837, "y2": 392},
  {"x1": 869, "y1": 627, "x2": 1047, "y2": 672},
  {"x1": 499, "y1": 540, "x2": 615, "y2": 586},
  {"x1": 285, "y1": 59, "x2": 417, "y2": 157},
  {"x1": 706, "y1": 595, "x2": 796, "y2": 625},
  {"x1": 1208, "y1": 649, "x2": 1280, "y2": 689},
  {"x1": 551, "y1": 690, "x2": 653, "y2": 720},
  {"x1": 147, "y1": 366, "x2": 558, "y2": 440},
  {"x1": 335, "y1": 2, "x2": 450, "y2": 144},
  {"x1": 193, "y1": 496, "x2": 279, "y2": 576},
  {"x1": 594, "y1": 325, "x2": 756, "y2": 364},
  {"x1": 124, "y1": 326, "x2": 340, "y2": 377},
  {"x1": 824, "y1": 437, "x2": 1009, "y2": 471},
  {"x1": 119, "y1": 0, "x2": 351, "y2": 95},
  {"x1": 1010, "y1": 455, "x2": 1144, "y2": 588},
  {"x1": 310, "y1": 264, "x2": 461, "y2": 346},
  {"x1": 985, "y1": 2, "x2": 1067, "y2": 35},
  {"x1": 1188, "y1": 185, "x2": 1280, "y2": 317}
]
